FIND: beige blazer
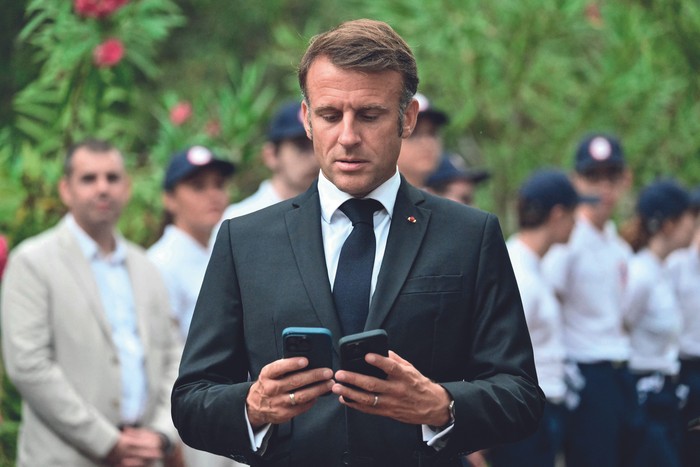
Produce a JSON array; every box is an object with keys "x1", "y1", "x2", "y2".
[{"x1": 1, "y1": 219, "x2": 181, "y2": 467}]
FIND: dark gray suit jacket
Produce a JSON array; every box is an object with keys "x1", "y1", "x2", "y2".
[{"x1": 172, "y1": 179, "x2": 544, "y2": 466}]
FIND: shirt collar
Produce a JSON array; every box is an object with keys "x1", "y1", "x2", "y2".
[
  {"x1": 65, "y1": 214, "x2": 127, "y2": 264},
  {"x1": 318, "y1": 168, "x2": 401, "y2": 224}
]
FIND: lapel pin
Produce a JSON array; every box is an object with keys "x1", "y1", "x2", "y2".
[{"x1": 407, "y1": 216, "x2": 416, "y2": 223}]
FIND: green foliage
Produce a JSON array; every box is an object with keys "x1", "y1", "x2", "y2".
[
  {"x1": 356, "y1": 0, "x2": 700, "y2": 228},
  {"x1": 2, "y1": 1, "x2": 700, "y2": 461}
]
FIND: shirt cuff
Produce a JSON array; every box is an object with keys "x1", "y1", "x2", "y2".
[
  {"x1": 422, "y1": 422, "x2": 455, "y2": 450},
  {"x1": 244, "y1": 404, "x2": 272, "y2": 453}
]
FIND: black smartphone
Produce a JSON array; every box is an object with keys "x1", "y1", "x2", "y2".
[
  {"x1": 339, "y1": 329, "x2": 389, "y2": 381},
  {"x1": 282, "y1": 327, "x2": 333, "y2": 370}
]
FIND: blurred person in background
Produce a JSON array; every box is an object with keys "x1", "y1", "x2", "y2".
[
  {"x1": 148, "y1": 145, "x2": 240, "y2": 467},
  {"x1": 620, "y1": 179, "x2": 695, "y2": 467},
  {"x1": 542, "y1": 133, "x2": 636, "y2": 467},
  {"x1": 219, "y1": 100, "x2": 319, "y2": 222},
  {"x1": 666, "y1": 186, "x2": 700, "y2": 467},
  {"x1": 424, "y1": 153, "x2": 491, "y2": 207},
  {"x1": 149, "y1": 146, "x2": 235, "y2": 340},
  {"x1": 423, "y1": 154, "x2": 492, "y2": 467},
  {"x1": 1, "y1": 139, "x2": 181, "y2": 467},
  {"x1": 396, "y1": 92, "x2": 447, "y2": 189},
  {"x1": 490, "y1": 169, "x2": 591, "y2": 467}
]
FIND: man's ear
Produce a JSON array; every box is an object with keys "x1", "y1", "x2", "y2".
[
  {"x1": 261, "y1": 142, "x2": 278, "y2": 171},
  {"x1": 301, "y1": 100, "x2": 313, "y2": 139},
  {"x1": 402, "y1": 98, "x2": 419, "y2": 138},
  {"x1": 58, "y1": 177, "x2": 71, "y2": 208},
  {"x1": 162, "y1": 191, "x2": 176, "y2": 217}
]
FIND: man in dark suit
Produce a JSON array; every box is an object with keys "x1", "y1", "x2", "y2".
[{"x1": 172, "y1": 19, "x2": 544, "y2": 467}]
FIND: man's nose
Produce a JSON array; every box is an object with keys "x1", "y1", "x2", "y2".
[{"x1": 337, "y1": 117, "x2": 360, "y2": 147}]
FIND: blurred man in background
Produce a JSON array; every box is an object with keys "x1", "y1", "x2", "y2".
[
  {"x1": 1, "y1": 139, "x2": 181, "y2": 467},
  {"x1": 425, "y1": 153, "x2": 491, "y2": 206}
]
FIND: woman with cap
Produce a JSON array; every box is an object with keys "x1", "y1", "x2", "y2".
[
  {"x1": 148, "y1": 146, "x2": 241, "y2": 467},
  {"x1": 665, "y1": 186, "x2": 700, "y2": 467},
  {"x1": 620, "y1": 179, "x2": 696, "y2": 467},
  {"x1": 148, "y1": 146, "x2": 235, "y2": 340}
]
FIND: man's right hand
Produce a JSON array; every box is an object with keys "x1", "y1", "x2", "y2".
[
  {"x1": 105, "y1": 427, "x2": 163, "y2": 467},
  {"x1": 246, "y1": 357, "x2": 334, "y2": 429}
]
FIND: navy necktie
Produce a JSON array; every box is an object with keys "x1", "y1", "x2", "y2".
[{"x1": 333, "y1": 198, "x2": 383, "y2": 336}]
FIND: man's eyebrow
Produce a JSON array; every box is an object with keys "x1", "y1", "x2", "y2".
[{"x1": 313, "y1": 104, "x2": 389, "y2": 114}]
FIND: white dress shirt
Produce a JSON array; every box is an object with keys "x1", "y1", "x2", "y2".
[
  {"x1": 624, "y1": 249, "x2": 682, "y2": 375},
  {"x1": 666, "y1": 244, "x2": 700, "y2": 359},
  {"x1": 542, "y1": 216, "x2": 631, "y2": 363},
  {"x1": 66, "y1": 214, "x2": 147, "y2": 424},
  {"x1": 507, "y1": 236, "x2": 566, "y2": 402},
  {"x1": 148, "y1": 225, "x2": 211, "y2": 340},
  {"x1": 317, "y1": 170, "x2": 396, "y2": 298}
]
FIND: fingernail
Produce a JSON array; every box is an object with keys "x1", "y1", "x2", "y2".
[{"x1": 323, "y1": 369, "x2": 333, "y2": 379}]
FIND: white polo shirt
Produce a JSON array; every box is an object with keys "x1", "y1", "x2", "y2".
[
  {"x1": 666, "y1": 244, "x2": 700, "y2": 359},
  {"x1": 542, "y1": 217, "x2": 631, "y2": 363},
  {"x1": 507, "y1": 236, "x2": 566, "y2": 402},
  {"x1": 148, "y1": 225, "x2": 211, "y2": 340},
  {"x1": 623, "y1": 249, "x2": 682, "y2": 375}
]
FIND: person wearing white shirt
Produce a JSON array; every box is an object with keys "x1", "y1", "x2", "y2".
[
  {"x1": 219, "y1": 101, "x2": 319, "y2": 224},
  {"x1": 1, "y1": 139, "x2": 180, "y2": 466},
  {"x1": 148, "y1": 146, "x2": 243, "y2": 467},
  {"x1": 660, "y1": 186, "x2": 700, "y2": 467},
  {"x1": 620, "y1": 179, "x2": 694, "y2": 467},
  {"x1": 542, "y1": 133, "x2": 636, "y2": 467},
  {"x1": 491, "y1": 169, "x2": 586, "y2": 467}
]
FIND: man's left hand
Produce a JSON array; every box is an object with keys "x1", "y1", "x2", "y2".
[{"x1": 332, "y1": 350, "x2": 452, "y2": 427}]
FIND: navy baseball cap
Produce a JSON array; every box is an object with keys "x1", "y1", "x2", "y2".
[
  {"x1": 575, "y1": 133, "x2": 625, "y2": 173},
  {"x1": 519, "y1": 169, "x2": 596, "y2": 212},
  {"x1": 415, "y1": 93, "x2": 448, "y2": 126},
  {"x1": 163, "y1": 146, "x2": 235, "y2": 191},
  {"x1": 267, "y1": 101, "x2": 307, "y2": 142},
  {"x1": 636, "y1": 179, "x2": 690, "y2": 222},
  {"x1": 425, "y1": 154, "x2": 491, "y2": 188}
]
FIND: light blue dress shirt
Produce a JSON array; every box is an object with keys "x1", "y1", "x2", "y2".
[{"x1": 66, "y1": 215, "x2": 147, "y2": 424}]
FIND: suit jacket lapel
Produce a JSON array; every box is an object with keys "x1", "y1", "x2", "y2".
[
  {"x1": 285, "y1": 184, "x2": 344, "y2": 352},
  {"x1": 366, "y1": 181, "x2": 430, "y2": 330},
  {"x1": 56, "y1": 220, "x2": 116, "y2": 349}
]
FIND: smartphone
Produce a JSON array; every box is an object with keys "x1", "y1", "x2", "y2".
[
  {"x1": 339, "y1": 329, "x2": 389, "y2": 381},
  {"x1": 282, "y1": 327, "x2": 333, "y2": 371}
]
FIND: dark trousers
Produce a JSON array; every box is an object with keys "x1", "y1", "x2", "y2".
[
  {"x1": 680, "y1": 359, "x2": 700, "y2": 467},
  {"x1": 564, "y1": 361, "x2": 637, "y2": 467},
  {"x1": 627, "y1": 373, "x2": 683, "y2": 467},
  {"x1": 489, "y1": 400, "x2": 566, "y2": 467}
]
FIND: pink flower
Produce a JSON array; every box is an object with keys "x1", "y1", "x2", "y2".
[
  {"x1": 204, "y1": 119, "x2": 221, "y2": 137},
  {"x1": 93, "y1": 38, "x2": 125, "y2": 67},
  {"x1": 0, "y1": 235, "x2": 7, "y2": 281},
  {"x1": 170, "y1": 102, "x2": 193, "y2": 126},
  {"x1": 75, "y1": 0, "x2": 129, "y2": 18},
  {"x1": 585, "y1": 3, "x2": 604, "y2": 28}
]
